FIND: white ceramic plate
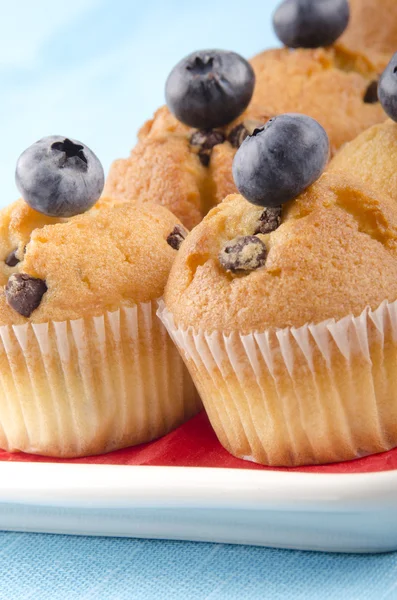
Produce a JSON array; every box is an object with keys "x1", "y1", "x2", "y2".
[{"x1": 0, "y1": 462, "x2": 396, "y2": 553}]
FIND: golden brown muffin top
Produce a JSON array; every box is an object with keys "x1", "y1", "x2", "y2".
[
  {"x1": 336, "y1": 0, "x2": 397, "y2": 73},
  {"x1": 329, "y1": 119, "x2": 397, "y2": 202},
  {"x1": 0, "y1": 198, "x2": 184, "y2": 325},
  {"x1": 250, "y1": 47, "x2": 385, "y2": 155},
  {"x1": 104, "y1": 105, "x2": 269, "y2": 231},
  {"x1": 105, "y1": 47, "x2": 385, "y2": 229},
  {"x1": 165, "y1": 172, "x2": 397, "y2": 333}
]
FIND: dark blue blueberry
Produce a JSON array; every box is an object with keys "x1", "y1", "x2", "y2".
[
  {"x1": 15, "y1": 136, "x2": 105, "y2": 218},
  {"x1": 232, "y1": 114, "x2": 329, "y2": 207},
  {"x1": 273, "y1": 0, "x2": 350, "y2": 49},
  {"x1": 378, "y1": 53, "x2": 397, "y2": 121},
  {"x1": 165, "y1": 50, "x2": 255, "y2": 129}
]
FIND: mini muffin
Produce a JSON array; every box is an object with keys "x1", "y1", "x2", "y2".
[
  {"x1": 0, "y1": 136, "x2": 199, "y2": 457},
  {"x1": 105, "y1": 104, "x2": 270, "y2": 230},
  {"x1": 105, "y1": 14, "x2": 386, "y2": 227},
  {"x1": 160, "y1": 115, "x2": 397, "y2": 467},
  {"x1": 336, "y1": 0, "x2": 397, "y2": 74},
  {"x1": 329, "y1": 52, "x2": 397, "y2": 203},
  {"x1": 249, "y1": 47, "x2": 385, "y2": 155},
  {"x1": 105, "y1": 49, "x2": 259, "y2": 230}
]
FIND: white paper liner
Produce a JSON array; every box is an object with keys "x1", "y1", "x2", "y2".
[
  {"x1": 0, "y1": 301, "x2": 200, "y2": 458},
  {"x1": 158, "y1": 299, "x2": 397, "y2": 467}
]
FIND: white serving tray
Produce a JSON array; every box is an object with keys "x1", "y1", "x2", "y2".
[{"x1": 0, "y1": 462, "x2": 396, "y2": 553}]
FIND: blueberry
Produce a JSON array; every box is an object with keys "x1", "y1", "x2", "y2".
[
  {"x1": 232, "y1": 114, "x2": 329, "y2": 207},
  {"x1": 15, "y1": 136, "x2": 105, "y2": 218},
  {"x1": 378, "y1": 53, "x2": 397, "y2": 122},
  {"x1": 165, "y1": 50, "x2": 255, "y2": 129},
  {"x1": 273, "y1": 0, "x2": 350, "y2": 49}
]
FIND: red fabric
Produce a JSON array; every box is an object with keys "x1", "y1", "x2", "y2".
[{"x1": 0, "y1": 411, "x2": 396, "y2": 473}]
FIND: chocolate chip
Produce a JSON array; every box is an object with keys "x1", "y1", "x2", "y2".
[
  {"x1": 190, "y1": 129, "x2": 225, "y2": 166},
  {"x1": 363, "y1": 80, "x2": 378, "y2": 103},
  {"x1": 190, "y1": 129, "x2": 225, "y2": 150},
  {"x1": 228, "y1": 118, "x2": 271, "y2": 148},
  {"x1": 5, "y1": 249, "x2": 20, "y2": 267},
  {"x1": 219, "y1": 236, "x2": 267, "y2": 273},
  {"x1": 254, "y1": 206, "x2": 282, "y2": 234},
  {"x1": 5, "y1": 274, "x2": 47, "y2": 317},
  {"x1": 167, "y1": 225, "x2": 188, "y2": 250},
  {"x1": 228, "y1": 124, "x2": 249, "y2": 148}
]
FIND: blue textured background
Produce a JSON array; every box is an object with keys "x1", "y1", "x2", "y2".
[
  {"x1": 1, "y1": 532, "x2": 397, "y2": 599},
  {"x1": 2, "y1": 1, "x2": 397, "y2": 598}
]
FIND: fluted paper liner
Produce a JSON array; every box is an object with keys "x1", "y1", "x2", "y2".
[
  {"x1": 158, "y1": 300, "x2": 397, "y2": 466},
  {"x1": 0, "y1": 301, "x2": 200, "y2": 457}
]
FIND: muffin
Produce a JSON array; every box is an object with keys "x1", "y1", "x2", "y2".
[
  {"x1": 336, "y1": 0, "x2": 397, "y2": 74},
  {"x1": 159, "y1": 165, "x2": 397, "y2": 466},
  {"x1": 329, "y1": 47, "x2": 397, "y2": 197},
  {"x1": 105, "y1": 104, "x2": 270, "y2": 230},
  {"x1": 105, "y1": 43, "x2": 385, "y2": 228},
  {"x1": 0, "y1": 136, "x2": 199, "y2": 457},
  {"x1": 249, "y1": 47, "x2": 385, "y2": 155}
]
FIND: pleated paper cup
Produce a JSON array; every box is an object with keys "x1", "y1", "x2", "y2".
[
  {"x1": 0, "y1": 300, "x2": 200, "y2": 458},
  {"x1": 158, "y1": 299, "x2": 397, "y2": 467}
]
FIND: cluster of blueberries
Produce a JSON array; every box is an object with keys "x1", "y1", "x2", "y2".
[{"x1": 14, "y1": 0, "x2": 397, "y2": 221}]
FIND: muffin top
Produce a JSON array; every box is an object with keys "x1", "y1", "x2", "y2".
[
  {"x1": 104, "y1": 105, "x2": 270, "y2": 231},
  {"x1": 336, "y1": 0, "x2": 397, "y2": 73},
  {"x1": 105, "y1": 46, "x2": 385, "y2": 229},
  {"x1": 0, "y1": 199, "x2": 185, "y2": 325},
  {"x1": 164, "y1": 172, "x2": 397, "y2": 333},
  {"x1": 330, "y1": 119, "x2": 397, "y2": 202},
  {"x1": 250, "y1": 47, "x2": 385, "y2": 155}
]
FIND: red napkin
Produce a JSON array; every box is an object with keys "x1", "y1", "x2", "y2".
[{"x1": 0, "y1": 411, "x2": 396, "y2": 473}]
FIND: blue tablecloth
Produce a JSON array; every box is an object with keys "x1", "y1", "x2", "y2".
[{"x1": 1, "y1": 532, "x2": 396, "y2": 599}]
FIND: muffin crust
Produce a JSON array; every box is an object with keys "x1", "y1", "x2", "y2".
[
  {"x1": 336, "y1": 0, "x2": 397, "y2": 73},
  {"x1": 0, "y1": 199, "x2": 184, "y2": 324},
  {"x1": 329, "y1": 119, "x2": 397, "y2": 203},
  {"x1": 165, "y1": 172, "x2": 397, "y2": 333}
]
